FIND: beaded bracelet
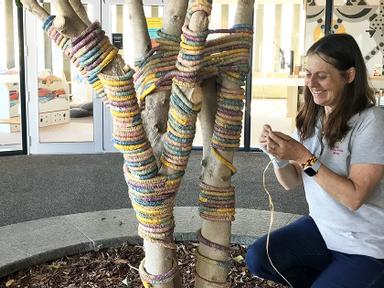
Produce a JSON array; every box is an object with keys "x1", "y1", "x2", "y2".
[{"x1": 301, "y1": 156, "x2": 318, "y2": 169}]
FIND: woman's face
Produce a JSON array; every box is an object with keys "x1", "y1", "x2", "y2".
[{"x1": 304, "y1": 54, "x2": 349, "y2": 114}]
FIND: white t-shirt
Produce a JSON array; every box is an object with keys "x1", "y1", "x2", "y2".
[{"x1": 293, "y1": 106, "x2": 384, "y2": 259}]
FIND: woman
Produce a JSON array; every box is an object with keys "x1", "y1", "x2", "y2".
[{"x1": 246, "y1": 33, "x2": 384, "y2": 288}]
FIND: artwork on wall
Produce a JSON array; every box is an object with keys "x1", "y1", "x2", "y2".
[{"x1": 305, "y1": 0, "x2": 384, "y2": 75}]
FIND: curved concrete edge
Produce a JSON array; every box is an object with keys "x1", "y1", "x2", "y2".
[{"x1": 0, "y1": 207, "x2": 301, "y2": 278}]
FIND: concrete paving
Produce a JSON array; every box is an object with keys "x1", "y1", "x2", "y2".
[
  {"x1": 0, "y1": 151, "x2": 307, "y2": 279},
  {"x1": 0, "y1": 207, "x2": 301, "y2": 278},
  {"x1": 0, "y1": 151, "x2": 308, "y2": 227}
]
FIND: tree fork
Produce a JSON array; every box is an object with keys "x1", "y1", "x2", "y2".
[{"x1": 140, "y1": 0, "x2": 188, "y2": 164}]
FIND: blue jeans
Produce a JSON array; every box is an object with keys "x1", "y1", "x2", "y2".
[{"x1": 246, "y1": 216, "x2": 384, "y2": 288}]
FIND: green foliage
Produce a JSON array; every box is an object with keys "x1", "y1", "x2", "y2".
[{"x1": 15, "y1": 0, "x2": 22, "y2": 8}]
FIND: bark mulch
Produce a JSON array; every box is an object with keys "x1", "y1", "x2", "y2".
[{"x1": 0, "y1": 242, "x2": 288, "y2": 288}]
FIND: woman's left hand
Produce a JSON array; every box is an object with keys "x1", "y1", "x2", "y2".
[{"x1": 266, "y1": 130, "x2": 312, "y2": 163}]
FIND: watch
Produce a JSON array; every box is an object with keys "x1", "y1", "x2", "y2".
[{"x1": 302, "y1": 156, "x2": 321, "y2": 177}]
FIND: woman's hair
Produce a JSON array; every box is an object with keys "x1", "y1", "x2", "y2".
[{"x1": 296, "y1": 33, "x2": 375, "y2": 148}]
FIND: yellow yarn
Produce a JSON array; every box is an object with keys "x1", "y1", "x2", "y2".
[
  {"x1": 139, "y1": 83, "x2": 157, "y2": 101},
  {"x1": 114, "y1": 142, "x2": 147, "y2": 151},
  {"x1": 211, "y1": 147, "x2": 237, "y2": 174}
]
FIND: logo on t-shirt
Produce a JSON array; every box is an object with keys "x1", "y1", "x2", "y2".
[{"x1": 331, "y1": 143, "x2": 344, "y2": 155}]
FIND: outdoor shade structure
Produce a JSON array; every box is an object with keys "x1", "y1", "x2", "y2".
[{"x1": 20, "y1": 0, "x2": 255, "y2": 287}]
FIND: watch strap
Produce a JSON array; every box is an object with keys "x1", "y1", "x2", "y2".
[{"x1": 302, "y1": 156, "x2": 321, "y2": 176}]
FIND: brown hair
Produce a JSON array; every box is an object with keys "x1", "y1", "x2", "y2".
[{"x1": 296, "y1": 33, "x2": 375, "y2": 148}]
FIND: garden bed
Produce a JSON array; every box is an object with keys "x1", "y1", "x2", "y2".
[{"x1": 0, "y1": 242, "x2": 287, "y2": 288}]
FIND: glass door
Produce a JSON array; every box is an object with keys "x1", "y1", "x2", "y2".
[
  {"x1": 102, "y1": 0, "x2": 248, "y2": 150},
  {"x1": 250, "y1": 0, "x2": 308, "y2": 148},
  {"x1": 0, "y1": 1, "x2": 26, "y2": 154},
  {"x1": 25, "y1": 0, "x2": 103, "y2": 154}
]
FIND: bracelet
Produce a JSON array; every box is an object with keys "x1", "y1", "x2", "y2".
[{"x1": 301, "y1": 156, "x2": 318, "y2": 169}]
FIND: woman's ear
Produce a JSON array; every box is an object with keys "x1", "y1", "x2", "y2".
[{"x1": 346, "y1": 67, "x2": 356, "y2": 83}]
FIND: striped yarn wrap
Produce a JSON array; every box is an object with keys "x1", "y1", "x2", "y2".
[
  {"x1": 68, "y1": 22, "x2": 119, "y2": 99},
  {"x1": 133, "y1": 23, "x2": 252, "y2": 97},
  {"x1": 211, "y1": 87, "x2": 245, "y2": 151},
  {"x1": 197, "y1": 67, "x2": 247, "y2": 223},
  {"x1": 197, "y1": 86, "x2": 244, "y2": 222},
  {"x1": 197, "y1": 229, "x2": 231, "y2": 251},
  {"x1": 42, "y1": 16, "x2": 71, "y2": 57},
  {"x1": 199, "y1": 182, "x2": 235, "y2": 221},
  {"x1": 42, "y1": 17, "x2": 107, "y2": 100},
  {"x1": 194, "y1": 272, "x2": 231, "y2": 288},
  {"x1": 195, "y1": 249, "x2": 232, "y2": 270},
  {"x1": 99, "y1": 72, "x2": 182, "y2": 285},
  {"x1": 139, "y1": 258, "x2": 178, "y2": 287},
  {"x1": 134, "y1": 30, "x2": 180, "y2": 103},
  {"x1": 69, "y1": 22, "x2": 118, "y2": 98},
  {"x1": 160, "y1": 83, "x2": 201, "y2": 172},
  {"x1": 174, "y1": 1, "x2": 210, "y2": 86},
  {"x1": 98, "y1": 72, "x2": 157, "y2": 180},
  {"x1": 124, "y1": 166, "x2": 182, "y2": 245}
]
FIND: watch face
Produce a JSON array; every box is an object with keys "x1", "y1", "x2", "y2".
[{"x1": 304, "y1": 166, "x2": 317, "y2": 176}]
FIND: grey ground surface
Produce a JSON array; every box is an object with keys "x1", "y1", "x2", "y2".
[
  {"x1": 0, "y1": 151, "x2": 308, "y2": 278},
  {"x1": 0, "y1": 151, "x2": 308, "y2": 227}
]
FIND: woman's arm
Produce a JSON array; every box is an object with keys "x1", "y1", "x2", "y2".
[
  {"x1": 313, "y1": 163, "x2": 384, "y2": 211},
  {"x1": 273, "y1": 161, "x2": 302, "y2": 191},
  {"x1": 267, "y1": 130, "x2": 384, "y2": 211}
]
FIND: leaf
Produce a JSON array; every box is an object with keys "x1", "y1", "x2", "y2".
[
  {"x1": 114, "y1": 258, "x2": 129, "y2": 264},
  {"x1": 15, "y1": 0, "x2": 22, "y2": 8},
  {"x1": 233, "y1": 255, "x2": 244, "y2": 263},
  {"x1": 121, "y1": 277, "x2": 129, "y2": 286},
  {"x1": 5, "y1": 279, "x2": 16, "y2": 287}
]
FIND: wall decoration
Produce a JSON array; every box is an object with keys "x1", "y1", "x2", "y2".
[{"x1": 306, "y1": 0, "x2": 384, "y2": 75}]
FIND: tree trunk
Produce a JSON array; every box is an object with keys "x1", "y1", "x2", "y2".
[
  {"x1": 131, "y1": 1, "x2": 187, "y2": 287},
  {"x1": 21, "y1": 0, "x2": 49, "y2": 21},
  {"x1": 195, "y1": 1, "x2": 254, "y2": 287},
  {"x1": 20, "y1": 1, "x2": 254, "y2": 288}
]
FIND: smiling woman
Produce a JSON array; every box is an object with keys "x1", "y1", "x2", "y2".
[
  {"x1": 304, "y1": 53, "x2": 356, "y2": 114},
  {"x1": 299, "y1": 33, "x2": 374, "y2": 148},
  {"x1": 246, "y1": 33, "x2": 384, "y2": 288}
]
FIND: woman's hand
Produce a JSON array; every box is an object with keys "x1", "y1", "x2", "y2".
[
  {"x1": 259, "y1": 124, "x2": 272, "y2": 151},
  {"x1": 259, "y1": 125, "x2": 303, "y2": 190},
  {"x1": 266, "y1": 130, "x2": 312, "y2": 164}
]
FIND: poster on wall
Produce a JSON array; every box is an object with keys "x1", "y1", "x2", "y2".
[
  {"x1": 305, "y1": 0, "x2": 384, "y2": 76},
  {"x1": 146, "y1": 17, "x2": 163, "y2": 48}
]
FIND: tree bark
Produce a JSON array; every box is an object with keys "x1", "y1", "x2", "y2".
[
  {"x1": 125, "y1": 0, "x2": 152, "y2": 68},
  {"x1": 195, "y1": 1, "x2": 254, "y2": 287},
  {"x1": 20, "y1": 0, "x2": 49, "y2": 21},
  {"x1": 139, "y1": 2, "x2": 189, "y2": 287},
  {"x1": 68, "y1": 0, "x2": 91, "y2": 26},
  {"x1": 199, "y1": 78, "x2": 217, "y2": 176}
]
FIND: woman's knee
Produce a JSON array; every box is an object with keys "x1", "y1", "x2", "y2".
[{"x1": 245, "y1": 237, "x2": 270, "y2": 277}]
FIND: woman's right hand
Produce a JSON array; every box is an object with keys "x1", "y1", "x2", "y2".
[
  {"x1": 259, "y1": 124, "x2": 272, "y2": 150},
  {"x1": 259, "y1": 124, "x2": 279, "y2": 154}
]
